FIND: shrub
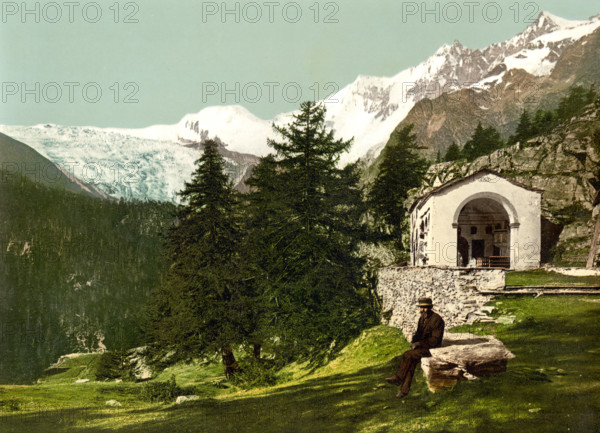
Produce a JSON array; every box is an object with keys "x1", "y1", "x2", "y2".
[
  {"x1": 139, "y1": 375, "x2": 196, "y2": 403},
  {"x1": 230, "y1": 358, "x2": 277, "y2": 389},
  {"x1": 554, "y1": 202, "x2": 592, "y2": 225},
  {"x1": 0, "y1": 399, "x2": 21, "y2": 411},
  {"x1": 96, "y1": 351, "x2": 135, "y2": 381}
]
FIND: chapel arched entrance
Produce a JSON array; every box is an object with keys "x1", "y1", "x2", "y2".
[{"x1": 455, "y1": 197, "x2": 511, "y2": 268}]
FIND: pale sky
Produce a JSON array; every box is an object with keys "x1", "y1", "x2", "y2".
[{"x1": 1, "y1": 0, "x2": 599, "y2": 127}]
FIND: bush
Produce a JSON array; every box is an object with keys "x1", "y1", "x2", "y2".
[
  {"x1": 0, "y1": 399, "x2": 21, "y2": 411},
  {"x1": 230, "y1": 357, "x2": 277, "y2": 389},
  {"x1": 554, "y1": 202, "x2": 592, "y2": 225},
  {"x1": 139, "y1": 375, "x2": 196, "y2": 403}
]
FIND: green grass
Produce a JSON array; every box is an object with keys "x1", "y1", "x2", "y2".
[
  {"x1": 1, "y1": 296, "x2": 600, "y2": 432},
  {"x1": 506, "y1": 269, "x2": 600, "y2": 286},
  {"x1": 40, "y1": 354, "x2": 102, "y2": 384}
]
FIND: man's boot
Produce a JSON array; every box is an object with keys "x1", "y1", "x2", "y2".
[{"x1": 385, "y1": 374, "x2": 401, "y2": 385}]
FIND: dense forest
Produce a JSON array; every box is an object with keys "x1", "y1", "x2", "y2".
[{"x1": 0, "y1": 173, "x2": 174, "y2": 383}]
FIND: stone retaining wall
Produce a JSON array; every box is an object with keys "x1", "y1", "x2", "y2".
[{"x1": 377, "y1": 265, "x2": 505, "y2": 339}]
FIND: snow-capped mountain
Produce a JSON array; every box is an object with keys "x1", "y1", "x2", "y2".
[{"x1": 2, "y1": 11, "x2": 599, "y2": 202}]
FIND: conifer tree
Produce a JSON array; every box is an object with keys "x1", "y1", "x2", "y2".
[
  {"x1": 444, "y1": 142, "x2": 461, "y2": 162},
  {"x1": 512, "y1": 110, "x2": 534, "y2": 144},
  {"x1": 462, "y1": 122, "x2": 504, "y2": 161},
  {"x1": 245, "y1": 101, "x2": 378, "y2": 363},
  {"x1": 369, "y1": 124, "x2": 428, "y2": 250},
  {"x1": 533, "y1": 109, "x2": 557, "y2": 135},
  {"x1": 557, "y1": 85, "x2": 594, "y2": 120}
]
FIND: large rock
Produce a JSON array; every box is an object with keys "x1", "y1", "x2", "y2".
[
  {"x1": 127, "y1": 346, "x2": 153, "y2": 381},
  {"x1": 175, "y1": 395, "x2": 200, "y2": 405},
  {"x1": 44, "y1": 353, "x2": 88, "y2": 376},
  {"x1": 421, "y1": 332, "x2": 515, "y2": 392}
]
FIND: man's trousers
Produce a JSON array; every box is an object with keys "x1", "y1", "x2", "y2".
[{"x1": 394, "y1": 347, "x2": 431, "y2": 394}]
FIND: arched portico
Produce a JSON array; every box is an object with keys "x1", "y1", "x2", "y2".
[
  {"x1": 451, "y1": 191, "x2": 519, "y2": 227},
  {"x1": 452, "y1": 195, "x2": 516, "y2": 268}
]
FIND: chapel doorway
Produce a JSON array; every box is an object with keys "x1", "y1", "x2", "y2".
[{"x1": 457, "y1": 197, "x2": 511, "y2": 268}]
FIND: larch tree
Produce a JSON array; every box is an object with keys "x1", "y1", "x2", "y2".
[{"x1": 146, "y1": 139, "x2": 250, "y2": 377}]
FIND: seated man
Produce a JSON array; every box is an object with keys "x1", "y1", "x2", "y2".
[{"x1": 385, "y1": 297, "x2": 445, "y2": 397}]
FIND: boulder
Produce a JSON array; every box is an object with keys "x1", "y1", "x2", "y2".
[
  {"x1": 127, "y1": 346, "x2": 153, "y2": 380},
  {"x1": 175, "y1": 395, "x2": 200, "y2": 405},
  {"x1": 75, "y1": 378, "x2": 90, "y2": 383},
  {"x1": 421, "y1": 332, "x2": 515, "y2": 392},
  {"x1": 105, "y1": 400, "x2": 122, "y2": 407}
]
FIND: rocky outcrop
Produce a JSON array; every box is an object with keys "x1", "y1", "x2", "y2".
[
  {"x1": 44, "y1": 353, "x2": 88, "y2": 376},
  {"x1": 378, "y1": 266, "x2": 502, "y2": 339},
  {"x1": 127, "y1": 347, "x2": 153, "y2": 381},
  {"x1": 421, "y1": 332, "x2": 516, "y2": 392}
]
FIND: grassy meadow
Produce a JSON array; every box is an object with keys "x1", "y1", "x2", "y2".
[{"x1": 1, "y1": 295, "x2": 599, "y2": 433}]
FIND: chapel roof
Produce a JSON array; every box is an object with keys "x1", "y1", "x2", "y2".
[{"x1": 410, "y1": 168, "x2": 543, "y2": 213}]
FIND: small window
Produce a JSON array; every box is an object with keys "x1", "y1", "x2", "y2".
[
  {"x1": 485, "y1": 225, "x2": 493, "y2": 235},
  {"x1": 471, "y1": 226, "x2": 477, "y2": 235}
]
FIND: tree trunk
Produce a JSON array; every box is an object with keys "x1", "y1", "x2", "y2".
[
  {"x1": 586, "y1": 207, "x2": 600, "y2": 268},
  {"x1": 252, "y1": 343, "x2": 261, "y2": 359},
  {"x1": 221, "y1": 346, "x2": 240, "y2": 378}
]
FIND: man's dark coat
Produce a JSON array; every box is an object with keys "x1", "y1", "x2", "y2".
[
  {"x1": 390, "y1": 310, "x2": 445, "y2": 395},
  {"x1": 411, "y1": 311, "x2": 445, "y2": 350}
]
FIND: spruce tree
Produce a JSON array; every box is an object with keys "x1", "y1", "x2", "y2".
[
  {"x1": 369, "y1": 124, "x2": 428, "y2": 251},
  {"x1": 462, "y1": 122, "x2": 504, "y2": 161},
  {"x1": 444, "y1": 142, "x2": 461, "y2": 162},
  {"x1": 533, "y1": 109, "x2": 557, "y2": 135},
  {"x1": 512, "y1": 110, "x2": 534, "y2": 144},
  {"x1": 557, "y1": 85, "x2": 592, "y2": 120},
  {"x1": 146, "y1": 139, "x2": 247, "y2": 377}
]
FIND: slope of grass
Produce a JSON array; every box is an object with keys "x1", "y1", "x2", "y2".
[{"x1": 1, "y1": 296, "x2": 599, "y2": 432}]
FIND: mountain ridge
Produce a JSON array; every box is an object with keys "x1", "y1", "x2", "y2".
[{"x1": 371, "y1": 24, "x2": 600, "y2": 167}]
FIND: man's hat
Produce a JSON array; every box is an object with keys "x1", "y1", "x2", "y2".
[{"x1": 417, "y1": 297, "x2": 433, "y2": 308}]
